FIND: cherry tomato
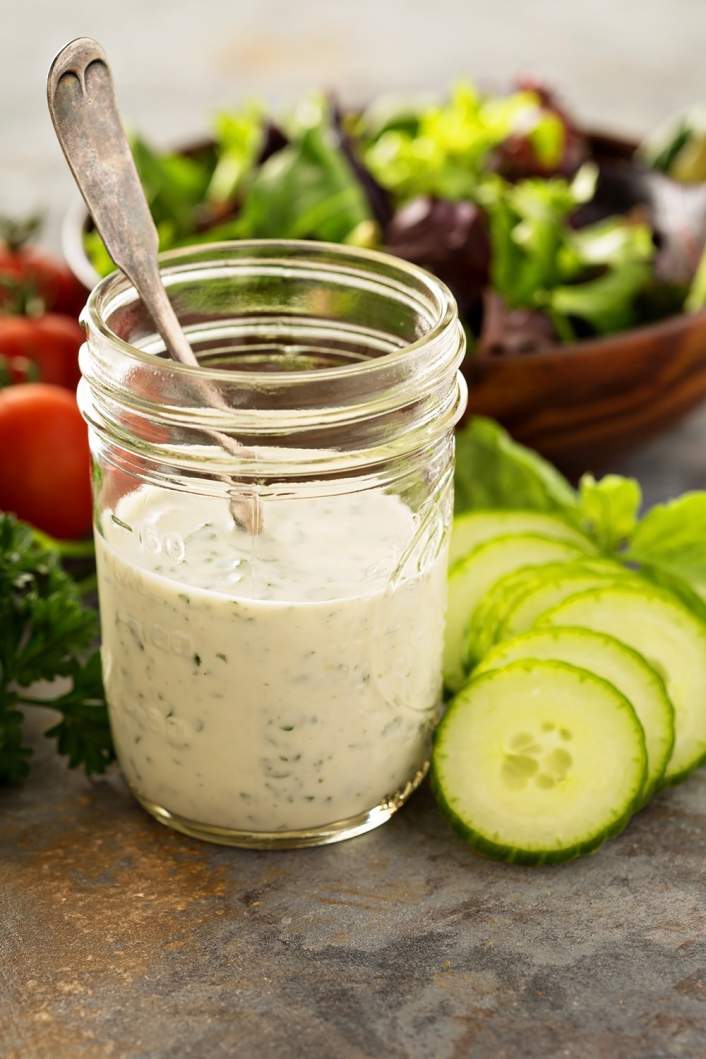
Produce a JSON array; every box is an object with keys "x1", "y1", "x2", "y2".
[
  {"x1": 0, "y1": 314, "x2": 83, "y2": 391},
  {"x1": 0, "y1": 384, "x2": 93, "y2": 539},
  {"x1": 0, "y1": 245, "x2": 87, "y2": 317},
  {"x1": 0, "y1": 354, "x2": 38, "y2": 386}
]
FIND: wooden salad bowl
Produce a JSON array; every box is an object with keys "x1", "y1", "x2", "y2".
[
  {"x1": 62, "y1": 131, "x2": 706, "y2": 475},
  {"x1": 466, "y1": 309, "x2": 706, "y2": 474}
]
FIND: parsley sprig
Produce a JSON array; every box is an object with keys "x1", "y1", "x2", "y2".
[{"x1": 0, "y1": 514, "x2": 114, "y2": 784}]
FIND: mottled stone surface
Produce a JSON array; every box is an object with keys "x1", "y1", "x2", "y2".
[
  {"x1": 4, "y1": 3, "x2": 706, "y2": 1055},
  {"x1": 2, "y1": 704, "x2": 706, "y2": 1059}
]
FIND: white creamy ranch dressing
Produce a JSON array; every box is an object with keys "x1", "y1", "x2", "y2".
[{"x1": 95, "y1": 484, "x2": 447, "y2": 833}]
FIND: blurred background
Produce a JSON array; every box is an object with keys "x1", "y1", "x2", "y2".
[
  {"x1": 4, "y1": 0, "x2": 706, "y2": 239},
  {"x1": 3, "y1": 0, "x2": 706, "y2": 506}
]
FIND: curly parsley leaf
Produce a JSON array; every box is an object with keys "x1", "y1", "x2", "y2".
[
  {"x1": 0, "y1": 705, "x2": 32, "y2": 784},
  {"x1": 0, "y1": 514, "x2": 114, "y2": 784},
  {"x1": 40, "y1": 654, "x2": 114, "y2": 775}
]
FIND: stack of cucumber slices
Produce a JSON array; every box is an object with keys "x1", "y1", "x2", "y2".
[{"x1": 432, "y1": 510, "x2": 706, "y2": 865}]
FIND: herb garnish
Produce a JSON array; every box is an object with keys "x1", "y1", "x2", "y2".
[{"x1": 0, "y1": 514, "x2": 113, "y2": 784}]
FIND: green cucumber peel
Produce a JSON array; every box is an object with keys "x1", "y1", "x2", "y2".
[
  {"x1": 476, "y1": 625, "x2": 674, "y2": 803},
  {"x1": 432, "y1": 658, "x2": 646, "y2": 865}
]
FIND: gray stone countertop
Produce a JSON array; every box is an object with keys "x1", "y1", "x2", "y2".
[{"x1": 2, "y1": 684, "x2": 706, "y2": 1059}]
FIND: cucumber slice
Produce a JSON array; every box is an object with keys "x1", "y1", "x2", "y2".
[
  {"x1": 469, "y1": 558, "x2": 630, "y2": 664},
  {"x1": 444, "y1": 534, "x2": 587, "y2": 692},
  {"x1": 467, "y1": 567, "x2": 546, "y2": 665},
  {"x1": 476, "y1": 627, "x2": 674, "y2": 801},
  {"x1": 432, "y1": 660, "x2": 646, "y2": 864},
  {"x1": 450, "y1": 510, "x2": 594, "y2": 566},
  {"x1": 496, "y1": 565, "x2": 633, "y2": 644},
  {"x1": 540, "y1": 584, "x2": 706, "y2": 784}
]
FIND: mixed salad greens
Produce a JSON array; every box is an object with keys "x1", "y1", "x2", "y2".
[{"x1": 85, "y1": 81, "x2": 706, "y2": 355}]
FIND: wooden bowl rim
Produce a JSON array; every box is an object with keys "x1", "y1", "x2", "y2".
[{"x1": 474, "y1": 306, "x2": 706, "y2": 365}]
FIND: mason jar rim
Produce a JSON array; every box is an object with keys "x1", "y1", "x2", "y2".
[
  {"x1": 82, "y1": 238, "x2": 459, "y2": 385},
  {"x1": 79, "y1": 238, "x2": 466, "y2": 481}
]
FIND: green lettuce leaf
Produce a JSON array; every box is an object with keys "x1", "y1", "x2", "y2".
[
  {"x1": 686, "y1": 243, "x2": 706, "y2": 311},
  {"x1": 453, "y1": 419, "x2": 706, "y2": 626},
  {"x1": 235, "y1": 97, "x2": 371, "y2": 242},
  {"x1": 548, "y1": 261, "x2": 651, "y2": 334},
  {"x1": 454, "y1": 417, "x2": 578, "y2": 517},
  {"x1": 207, "y1": 105, "x2": 264, "y2": 203},
  {"x1": 563, "y1": 217, "x2": 655, "y2": 271},
  {"x1": 131, "y1": 136, "x2": 211, "y2": 238},
  {"x1": 363, "y1": 83, "x2": 567, "y2": 203},
  {"x1": 83, "y1": 229, "x2": 115, "y2": 278},
  {"x1": 363, "y1": 82, "x2": 489, "y2": 201},
  {"x1": 640, "y1": 103, "x2": 706, "y2": 182},
  {"x1": 626, "y1": 493, "x2": 706, "y2": 598},
  {"x1": 481, "y1": 165, "x2": 596, "y2": 308},
  {"x1": 529, "y1": 111, "x2": 564, "y2": 168}
]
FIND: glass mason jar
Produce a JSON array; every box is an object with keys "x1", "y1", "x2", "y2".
[{"x1": 79, "y1": 240, "x2": 466, "y2": 848}]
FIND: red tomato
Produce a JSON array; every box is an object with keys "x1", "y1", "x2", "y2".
[
  {"x1": 0, "y1": 384, "x2": 93, "y2": 539},
  {"x1": 0, "y1": 354, "x2": 38, "y2": 386},
  {"x1": 0, "y1": 245, "x2": 87, "y2": 317},
  {"x1": 0, "y1": 314, "x2": 83, "y2": 391}
]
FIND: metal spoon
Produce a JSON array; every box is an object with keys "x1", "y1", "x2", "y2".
[{"x1": 47, "y1": 37, "x2": 260, "y2": 533}]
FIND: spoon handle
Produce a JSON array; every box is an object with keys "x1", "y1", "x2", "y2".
[
  {"x1": 47, "y1": 37, "x2": 197, "y2": 368},
  {"x1": 47, "y1": 38, "x2": 260, "y2": 534}
]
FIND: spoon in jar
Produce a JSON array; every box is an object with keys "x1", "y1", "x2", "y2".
[{"x1": 47, "y1": 37, "x2": 260, "y2": 533}]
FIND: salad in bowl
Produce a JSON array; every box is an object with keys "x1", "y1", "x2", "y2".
[{"x1": 65, "y1": 81, "x2": 706, "y2": 469}]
